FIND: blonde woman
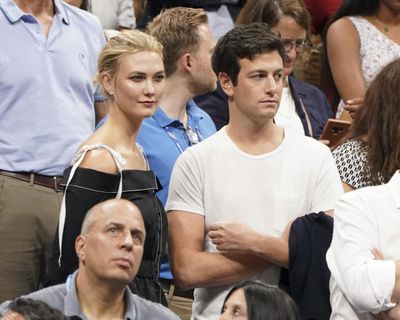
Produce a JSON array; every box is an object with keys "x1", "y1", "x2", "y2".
[{"x1": 46, "y1": 30, "x2": 168, "y2": 305}]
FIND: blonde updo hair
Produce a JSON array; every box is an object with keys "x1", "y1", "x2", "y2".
[{"x1": 97, "y1": 30, "x2": 164, "y2": 96}]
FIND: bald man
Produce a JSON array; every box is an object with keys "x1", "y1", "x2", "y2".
[{"x1": 0, "y1": 199, "x2": 178, "y2": 320}]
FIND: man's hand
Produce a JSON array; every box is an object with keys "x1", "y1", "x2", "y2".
[
  {"x1": 208, "y1": 222, "x2": 259, "y2": 253},
  {"x1": 376, "y1": 305, "x2": 400, "y2": 320}
]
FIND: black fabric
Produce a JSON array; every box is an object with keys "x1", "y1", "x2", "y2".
[
  {"x1": 45, "y1": 167, "x2": 168, "y2": 305},
  {"x1": 194, "y1": 83, "x2": 229, "y2": 130},
  {"x1": 288, "y1": 212, "x2": 333, "y2": 320},
  {"x1": 288, "y1": 76, "x2": 333, "y2": 140}
]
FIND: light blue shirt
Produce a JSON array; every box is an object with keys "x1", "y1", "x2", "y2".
[
  {"x1": 0, "y1": 271, "x2": 179, "y2": 319},
  {"x1": 0, "y1": 0, "x2": 106, "y2": 175},
  {"x1": 137, "y1": 100, "x2": 216, "y2": 279}
]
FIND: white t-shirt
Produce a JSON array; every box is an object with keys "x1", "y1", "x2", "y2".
[
  {"x1": 274, "y1": 87, "x2": 305, "y2": 136},
  {"x1": 166, "y1": 127, "x2": 343, "y2": 320}
]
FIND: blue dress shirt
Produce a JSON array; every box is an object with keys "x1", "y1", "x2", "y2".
[{"x1": 0, "y1": 0, "x2": 105, "y2": 175}]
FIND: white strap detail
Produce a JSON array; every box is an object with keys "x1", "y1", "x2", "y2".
[{"x1": 57, "y1": 144, "x2": 125, "y2": 267}]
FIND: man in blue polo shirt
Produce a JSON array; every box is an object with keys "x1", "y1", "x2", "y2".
[
  {"x1": 0, "y1": 0, "x2": 106, "y2": 302},
  {"x1": 138, "y1": 7, "x2": 217, "y2": 319}
]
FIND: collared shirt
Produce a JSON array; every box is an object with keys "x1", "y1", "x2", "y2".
[
  {"x1": 0, "y1": 271, "x2": 179, "y2": 319},
  {"x1": 137, "y1": 100, "x2": 216, "y2": 280},
  {"x1": 327, "y1": 171, "x2": 400, "y2": 319},
  {"x1": 0, "y1": 0, "x2": 105, "y2": 175},
  {"x1": 137, "y1": 99, "x2": 216, "y2": 206}
]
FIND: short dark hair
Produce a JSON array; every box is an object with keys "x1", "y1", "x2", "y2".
[
  {"x1": 212, "y1": 22, "x2": 285, "y2": 86},
  {"x1": 7, "y1": 298, "x2": 68, "y2": 320},
  {"x1": 222, "y1": 281, "x2": 300, "y2": 320}
]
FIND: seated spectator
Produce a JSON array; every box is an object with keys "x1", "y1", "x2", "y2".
[
  {"x1": 332, "y1": 59, "x2": 400, "y2": 192},
  {"x1": 326, "y1": 171, "x2": 400, "y2": 319},
  {"x1": 0, "y1": 298, "x2": 67, "y2": 320},
  {"x1": 0, "y1": 199, "x2": 178, "y2": 320},
  {"x1": 220, "y1": 280, "x2": 300, "y2": 320},
  {"x1": 323, "y1": 0, "x2": 400, "y2": 119}
]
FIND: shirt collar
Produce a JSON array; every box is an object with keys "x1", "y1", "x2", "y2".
[
  {"x1": 387, "y1": 170, "x2": 400, "y2": 209},
  {"x1": 153, "y1": 99, "x2": 204, "y2": 128},
  {"x1": 64, "y1": 271, "x2": 135, "y2": 320},
  {"x1": 0, "y1": 0, "x2": 70, "y2": 25}
]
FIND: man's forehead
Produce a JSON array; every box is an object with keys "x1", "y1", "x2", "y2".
[
  {"x1": 92, "y1": 206, "x2": 144, "y2": 230},
  {"x1": 239, "y1": 52, "x2": 283, "y2": 70}
]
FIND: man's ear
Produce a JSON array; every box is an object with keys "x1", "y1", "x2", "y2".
[
  {"x1": 100, "y1": 72, "x2": 114, "y2": 95},
  {"x1": 75, "y1": 235, "x2": 86, "y2": 262},
  {"x1": 179, "y1": 53, "x2": 193, "y2": 74},
  {"x1": 219, "y1": 72, "x2": 234, "y2": 97}
]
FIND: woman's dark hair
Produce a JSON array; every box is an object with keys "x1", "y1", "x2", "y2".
[
  {"x1": 336, "y1": 59, "x2": 400, "y2": 184},
  {"x1": 321, "y1": 0, "x2": 380, "y2": 109},
  {"x1": 235, "y1": 0, "x2": 282, "y2": 28},
  {"x1": 222, "y1": 280, "x2": 300, "y2": 320}
]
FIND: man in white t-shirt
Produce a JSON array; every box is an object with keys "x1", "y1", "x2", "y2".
[{"x1": 166, "y1": 22, "x2": 343, "y2": 320}]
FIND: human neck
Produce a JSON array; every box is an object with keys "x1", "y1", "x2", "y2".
[
  {"x1": 98, "y1": 104, "x2": 141, "y2": 154},
  {"x1": 226, "y1": 113, "x2": 284, "y2": 155},
  {"x1": 159, "y1": 76, "x2": 193, "y2": 126},
  {"x1": 76, "y1": 272, "x2": 126, "y2": 320},
  {"x1": 14, "y1": 0, "x2": 54, "y2": 16},
  {"x1": 374, "y1": 4, "x2": 400, "y2": 25}
]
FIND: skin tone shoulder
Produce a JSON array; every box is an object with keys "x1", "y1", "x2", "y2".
[{"x1": 327, "y1": 0, "x2": 400, "y2": 118}]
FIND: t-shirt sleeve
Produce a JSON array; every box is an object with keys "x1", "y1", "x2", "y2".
[
  {"x1": 332, "y1": 141, "x2": 369, "y2": 189},
  {"x1": 310, "y1": 145, "x2": 344, "y2": 212},
  {"x1": 165, "y1": 149, "x2": 204, "y2": 215}
]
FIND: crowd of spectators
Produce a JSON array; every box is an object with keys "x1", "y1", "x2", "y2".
[{"x1": 1, "y1": 0, "x2": 400, "y2": 319}]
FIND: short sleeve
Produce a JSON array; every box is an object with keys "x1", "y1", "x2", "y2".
[
  {"x1": 332, "y1": 140, "x2": 370, "y2": 189},
  {"x1": 165, "y1": 150, "x2": 204, "y2": 215}
]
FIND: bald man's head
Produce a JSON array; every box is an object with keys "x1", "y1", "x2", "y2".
[
  {"x1": 81, "y1": 199, "x2": 144, "y2": 236},
  {"x1": 75, "y1": 199, "x2": 146, "y2": 286}
]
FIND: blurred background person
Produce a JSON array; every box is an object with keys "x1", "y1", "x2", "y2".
[
  {"x1": 136, "y1": 0, "x2": 245, "y2": 40},
  {"x1": 332, "y1": 59, "x2": 400, "y2": 192},
  {"x1": 220, "y1": 281, "x2": 300, "y2": 320},
  {"x1": 65, "y1": 0, "x2": 136, "y2": 38},
  {"x1": 46, "y1": 30, "x2": 169, "y2": 305},
  {"x1": 323, "y1": 0, "x2": 400, "y2": 119}
]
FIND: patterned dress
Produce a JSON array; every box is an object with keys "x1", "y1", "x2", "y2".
[
  {"x1": 337, "y1": 16, "x2": 400, "y2": 115},
  {"x1": 332, "y1": 139, "x2": 384, "y2": 189}
]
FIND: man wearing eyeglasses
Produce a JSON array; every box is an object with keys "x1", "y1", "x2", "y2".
[
  {"x1": 166, "y1": 22, "x2": 343, "y2": 320},
  {"x1": 134, "y1": 7, "x2": 217, "y2": 320}
]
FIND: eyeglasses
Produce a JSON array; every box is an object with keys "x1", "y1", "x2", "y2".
[
  {"x1": 185, "y1": 127, "x2": 200, "y2": 145},
  {"x1": 281, "y1": 39, "x2": 312, "y2": 53}
]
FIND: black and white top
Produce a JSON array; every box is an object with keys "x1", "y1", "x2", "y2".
[{"x1": 332, "y1": 139, "x2": 372, "y2": 189}]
